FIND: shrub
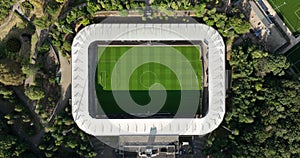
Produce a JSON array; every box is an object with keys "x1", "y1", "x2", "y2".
[
  {"x1": 37, "y1": 42, "x2": 51, "y2": 55},
  {"x1": 24, "y1": 86, "x2": 45, "y2": 101}
]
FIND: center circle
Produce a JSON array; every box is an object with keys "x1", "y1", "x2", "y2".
[{"x1": 140, "y1": 71, "x2": 158, "y2": 89}]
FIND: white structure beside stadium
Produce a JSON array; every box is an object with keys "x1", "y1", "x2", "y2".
[{"x1": 72, "y1": 23, "x2": 225, "y2": 136}]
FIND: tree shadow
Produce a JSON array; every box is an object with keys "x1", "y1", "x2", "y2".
[{"x1": 0, "y1": 22, "x2": 35, "y2": 63}]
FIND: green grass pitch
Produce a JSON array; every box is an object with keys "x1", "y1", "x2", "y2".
[
  {"x1": 97, "y1": 46, "x2": 202, "y2": 91},
  {"x1": 268, "y1": 0, "x2": 300, "y2": 34},
  {"x1": 287, "y1": 42, "x2": 300, "y2": 74}
]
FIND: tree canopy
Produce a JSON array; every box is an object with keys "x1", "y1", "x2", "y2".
[
  {"x1": 0, "y1": 0, "x2": 16, "y2": 22},
  {"x1": 204, "y1": 42, "x2": 300, "y2": 157},
  {"x1": 0, "y1": 115, "x2": 31, "y2": 157},
  {"x1": 0, "y1": 59, "x2": 25, "y2": 86},
  {"x1": 24, "y1": 86, "x2": 45, "y2": 101}
]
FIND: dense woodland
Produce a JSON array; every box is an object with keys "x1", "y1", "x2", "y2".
[
  {"x1": 204, "y1": 42, "x2": 300, "y2": 157},
  {"x1": 0, "y1": 0, "x2": 299, "y2": 157}
]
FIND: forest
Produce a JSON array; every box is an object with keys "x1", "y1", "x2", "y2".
[{"x1": 204, "y1": 41, "x2": 300, "y2": 157}]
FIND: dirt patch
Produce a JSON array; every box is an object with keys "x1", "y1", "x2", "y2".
[{"x1": 44, "y1": 50, "x2": 58, "y2": 70}]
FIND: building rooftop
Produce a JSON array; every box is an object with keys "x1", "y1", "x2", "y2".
[{"x1": 71, "y1": 23, "x2": 225, "y2": 136}]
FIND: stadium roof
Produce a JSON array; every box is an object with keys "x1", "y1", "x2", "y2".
[{"x1": 72, "y1": 23, "x2": 225, "y2": 136}]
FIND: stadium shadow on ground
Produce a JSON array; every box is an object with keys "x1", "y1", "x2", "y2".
[
  {"x1": 92, "y1": 43, "x2": 203, "y2": 118},
  {"x1": 95, "y1": 84, "x2": 202, "y2": 119}
]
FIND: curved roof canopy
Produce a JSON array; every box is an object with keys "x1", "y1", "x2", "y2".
[{"x1": 72, "y1": 23, "x2": 225, "y2": 136}]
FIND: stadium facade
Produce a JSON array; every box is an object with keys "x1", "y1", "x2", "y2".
[{"x1": 71, "y1": 23, "x2": 225, "y2": 136}]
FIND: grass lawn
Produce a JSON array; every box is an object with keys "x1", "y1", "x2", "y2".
[
  {"x1": 97, "y1": 46, "x2": 202, "y2": 90},
  {"x1": 286, "y1": 42, "x2": 300, "y2": 74},
  {"x1": 268, "y1": 0, "x2": 300, "y2": 35},
  {"x1": 95, "y1": 45, "x2": 202, "y2": 115}
]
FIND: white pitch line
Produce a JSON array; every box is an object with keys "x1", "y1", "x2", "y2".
[
  {"x1": 287, "y1": 46, "x2": 300, "y2": 58},
  {"x1": 282, "y1": 15, "x2": 296, "y2": 32},
  {"x1": 275, "y1": 1, "x2": 286, "y2": 10},
  {"x1": 269, "y1": 0, "x2": 282, "y2": 11},
  {"x1": 292, "y1": 64, "x2": 300, "y2": 74},
  {"x1": 295, "y1": 9, "x2": 300, "y2": 19},
  {"x1": 294, "y1": 60, "x2": 300, "y2": 65},
  {"x1": 269, "y1": 0, "x2": 299, "y2": 33}
]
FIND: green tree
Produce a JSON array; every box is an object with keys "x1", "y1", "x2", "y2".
[
  {"x1": 0, "y1": 0, "x2": 16, "y2": 22},
  {"x1": 205, "y1": 42, "x2": 300, "y2": 157},
  {"x1": 87, "y1": 1, "x2": 101, "y2": 15},
  {"x1": 0, "y1": 135, "x2": 17, "y2": 157},
  {"x1": 0, "y1": 116, "x2": 30, "y2": 157},
  {"x1": 194, "y1": 4, "x2": 206, "y2": 17},
  {"x1": 0, "y1": 59, "x2": 25, "y2": 86},
  {"x1": 24, "y1": 86, "x2": 45, "y2": 101},
  {"x1": 39, "y1": 106, "x2": 96, "y2": 157},
  {"x1": 229, "y1": 17, "x2": 251, "y2": 34},
  {"x1": 45, "y1": 1, "x2": 59, "y2": 15},
  {"x1": 0, "y1": 84, "x2": 13, "y2": 98},
  {"x1": 62, "y1": 42, "x2": 71, "y2": 52},
  {"x1": 37, "y1": 42, "x2": 51, "y2": 54},
  {"x1": 21, "y1": 64, "x2": 39, "y2": 77},
  {"x1": 34, "y1": 16, "x2": 50, "y2": 29},
  {"x1": 55, "y1": 0, "x2": 64, "y2": 3},
  {"x1": 79, "y1": 18, "x2": 90, "y2": 26},
  {"x1": 254, "y1": 55, "x2": 290, "y2": 77},
  {"x1": 119, "y1": 10, "x2": 129, "y2": 16}
]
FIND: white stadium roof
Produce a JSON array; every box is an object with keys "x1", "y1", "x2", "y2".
[{"x1": 72, "y1": 23, "x2": 225, "y2": 136}]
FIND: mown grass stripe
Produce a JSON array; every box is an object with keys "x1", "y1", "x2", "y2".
[{"x1": 97, "y1": 46, "x2": 202, "y2": 90}]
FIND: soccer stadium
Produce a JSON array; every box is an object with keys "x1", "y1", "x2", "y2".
[{"x1": 72, "y1": 23, "x2": 225, "y2": 157}]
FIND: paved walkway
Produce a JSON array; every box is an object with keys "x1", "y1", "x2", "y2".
[
  {"x1": 1, "y1": 0, "x2": 72, "y2": 153},
  {"x1": 48, "y1": 42, "x2": 71, "y2": 125},
  {"x1": 12, "y1": 121, "x2": 43, "y2": 157},
  {"x1": 0, "y1": 0, "x2": 24, "y2": 30},
  {"x1": 11, "y1": 87, "x2": 42, "y2": 125},
  {"x1": 0, "y1": 91, "x2": 42, "y2": 157}
]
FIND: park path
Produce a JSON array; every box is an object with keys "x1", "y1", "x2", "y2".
[
  {"x1": 11, "y1": 87, "x2": 47, "y2": 146},
  {"x1": 0, "y1": 0, "x2": 71, "y2": 152},
  {"x1": 11, "y1": 87, "x2": 39, "y2": 124},
  {"x1": 0, "y1": 0, "x2": 24, "y2": 30},
  {"x1": 47, "y1": 41, "x2": 71, "y2": 125}
]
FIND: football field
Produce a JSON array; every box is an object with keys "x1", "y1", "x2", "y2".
[
  {"x1": 286, "y1": 42, "x2": 300, "y2": 75},
  {"x1": 96, "y1": 46, "x2": 202, "y2": 91},
  {"x1": 268, "y1": 0, "x2": 300, "y2": 34}
]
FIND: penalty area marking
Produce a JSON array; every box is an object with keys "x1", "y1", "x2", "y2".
[
  {"x1": 99, "y1": 71, "x2": 106, "y2": 88},
  {"x1": 295, "y1": 9, "x2": 300, "y2": 20},
  {"x1": 295, "y1": 9, "x2": 300, "y2": 31},
  {"x1": 269, "y1": 0, "x2": 299, "y2": 32},
  {"x1": 292, "y1": 61, "x2": 300, "y2": 75}
]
